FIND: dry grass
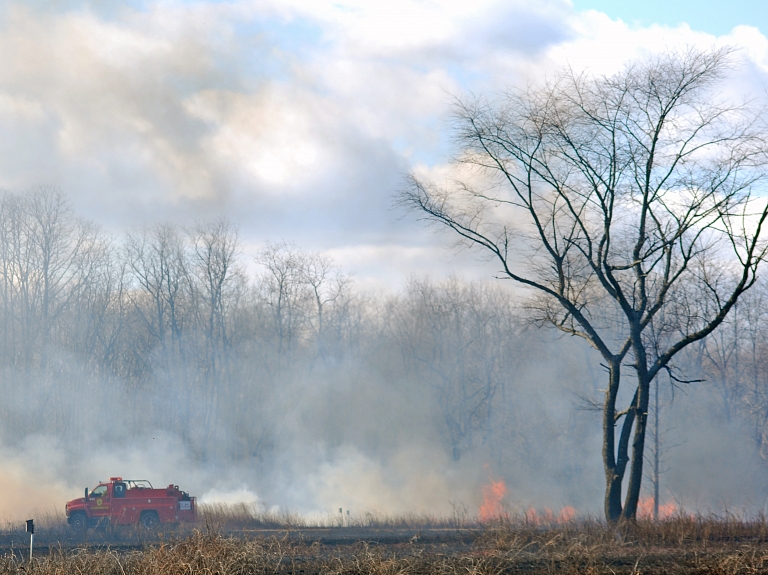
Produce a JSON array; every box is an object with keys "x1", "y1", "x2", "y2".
[
  {"x1": 471, "y1": 514, "x2": 768, "y2": 574},
  {"x1": 0, "y1": 507, "x2": 67, "y2": 533},
  {"x1": 197, "y1": 502, "x2": 461, "y2": 530},
  {"x1": 0, "y1": 504, "x2": 452, "y2": 539},
  {"x1": 198, "y1": 502, "x2": 310, "y2": 530},
  {"x1": 5, "y1": 513, "x2": 768, "y2": 573}
]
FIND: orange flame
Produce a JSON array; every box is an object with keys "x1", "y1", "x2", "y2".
[
  {"x1": 637, "y1": 497, "x2": 677, "y2": 519},
  {"x1": 525, "y1": 506, "x2": 576, "y2": 525},
  {"x1": 524, "y1": 506, "x2": 538, "y2": 525},
  {"x1": 558, "y1": 506, "x2": 576, "y2": 523},
  {"x1": 478, "y1": 476, "x2": 507, "y2": 521}
]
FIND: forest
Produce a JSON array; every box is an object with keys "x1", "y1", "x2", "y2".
[{"x1": 0, "y1": 186, "x2": 767, "y2": 517}]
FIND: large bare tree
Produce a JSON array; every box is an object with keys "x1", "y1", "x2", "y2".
[{"x1": 401, "y1": 48, "x2": 768, "y2": 521}]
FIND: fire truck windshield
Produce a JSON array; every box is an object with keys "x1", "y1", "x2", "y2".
[{"x1": 91, "y1": 485, "x2": 107, "y2": 497}]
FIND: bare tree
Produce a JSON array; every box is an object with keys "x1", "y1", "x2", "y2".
[
  {"x1": 301, "y1": 251, "x2": 351, "y2": 363},
  {"x1": 187, "y1": 218, "x2": 245, "y2": 433},
  {"x1": 401, "y1": 48, "x2": 768, "y2": 521},
  {"x1": 389, "y1": 278, "x2": 519, "y2": 461},
  {"x1": 0, "y1": 188, "x2": 100, "y2": 367},
  {"x1": 734, "y1": 284, "x2": 768, "y2": 458},
  {"x1": 125, "y1": 223, "x2": 191, "y2": 363},
  {"x1": 256, "y1": 242, "x2": 313, "y2": 363},
  {"x1": 695, "y1": 279, "x2": 768, "y2": 459},
  {"x1": 124, "y1": 223, "x2": 195, "y2": 433},
  {"x1": 65, "y1": 230, "x2": 128, "y2": 376},
  {"x1": 188, "y1": 219, "x2": 242, "y2": 352}
]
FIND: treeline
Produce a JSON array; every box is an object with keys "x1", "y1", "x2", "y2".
[
  {"x1": 694, "y1": 287, "x2": 768, "y2": 459},
  {"x1": 0, "y1": 188, "x2": 766, "y2": 490},
  {"x1": 0, "y1": 189, "x2": 561, "y2": 467}
]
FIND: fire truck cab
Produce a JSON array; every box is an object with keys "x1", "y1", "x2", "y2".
[{"x1": 65, "y1": 477, "x2": 197, "y2": 532}]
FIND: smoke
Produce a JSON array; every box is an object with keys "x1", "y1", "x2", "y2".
[
  {"x1": 1, "y1": 315, "x2": 768, "y2": 523},
  {"x1": 0, "y1": 197, "x2": 765, "y2": 525},
  {"x1": 0, "y1": 441, "x2": 72, "y2": 522},
  {"x1": 200, "y1": 486, "x2": 260, "y2": 506},
  {"x1": 0, "y1": 315, "x2": 596, "y2": 522}
]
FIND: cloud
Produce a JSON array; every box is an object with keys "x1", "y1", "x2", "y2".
[{"x1": 0, "y1": 0, "x2": 765, "y2": 288}]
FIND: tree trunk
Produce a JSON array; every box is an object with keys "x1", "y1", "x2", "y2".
[
  {"x1": 603, "y1": 359, "x2": 623, "y2": 522},
  {"x1": 653, "y1": 377, "x2": 660, "y2": 521},
  {"x1": 622, "y1": 380, "x2": 649, "y2": 520},
  {"x1": 622, "y1": 336, "x2": 652, "y2": 520}
]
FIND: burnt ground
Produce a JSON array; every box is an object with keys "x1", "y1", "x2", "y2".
[
  {"x1": 0, "y1": 525, "x2": 477, "y2": 557},
  {"x1": 2, "y1": 519, "x2": 768, "y2": 573}
]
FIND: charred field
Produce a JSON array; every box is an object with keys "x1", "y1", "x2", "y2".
[{"x1": 4, "y1": 510, "x2": 768, "y2": 574}]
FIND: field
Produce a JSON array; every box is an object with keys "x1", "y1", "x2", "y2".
[{"x1": 3, "y1": 506, "x2": 768, "y2": 573}]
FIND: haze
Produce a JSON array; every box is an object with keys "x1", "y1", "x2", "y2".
[{"x1": 1, "y1": 0, "x2": 768, "y2": 523}]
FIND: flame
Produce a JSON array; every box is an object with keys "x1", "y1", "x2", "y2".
[
  {"x1": 637, "y1": 497, "x2": 677, "y2": 519},
  {"x1": 524, "y1": 507, "x2": 538, "y2": 525},
  {"x1": 525, "y1": 506, "x2": 576, "y2": 525},
  {"x1": 476, "y1": 468, "x2": 577, "y2": 525},
  {"x1": 478, "y1": 476, "x2": 507, "y2": 521},
  {"x1": 558, "y1": 506, "x2": 576, "y2": 523}
]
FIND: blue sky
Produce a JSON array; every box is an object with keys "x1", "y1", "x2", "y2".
[{"x1": 573, "y1": 0, "x2": 768, "y2": 36}]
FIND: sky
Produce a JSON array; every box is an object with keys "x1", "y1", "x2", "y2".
[
  {"x1": 572, "y1": 0, "x2": 768, "y2": 36},
  {"x1": 2, "y1": 0, "x2": 768, "y2": 288}
]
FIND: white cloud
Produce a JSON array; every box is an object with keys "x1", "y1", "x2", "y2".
[
  {"x1": 185, "y1": 88, "x2": 326, "y2": 188},
  {"x1": 0, "y1": 0, "x2": 765, "y2": 286}
]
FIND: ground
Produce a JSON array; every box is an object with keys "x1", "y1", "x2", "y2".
[{"x1": 2, "y1": 515, "x2": 768, "y2": 573}]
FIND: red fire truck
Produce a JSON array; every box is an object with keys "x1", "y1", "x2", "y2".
[{"x1": 65, "y1": 477, "x2": 197, "y2": 532}]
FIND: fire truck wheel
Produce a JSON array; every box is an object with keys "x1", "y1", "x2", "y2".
[
  {"x1": 70, "y1": 513, "x2": 87, "y2": 533},
  {"x1": 140, "y1": 511, "x2": 160, "y2": 530}
]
